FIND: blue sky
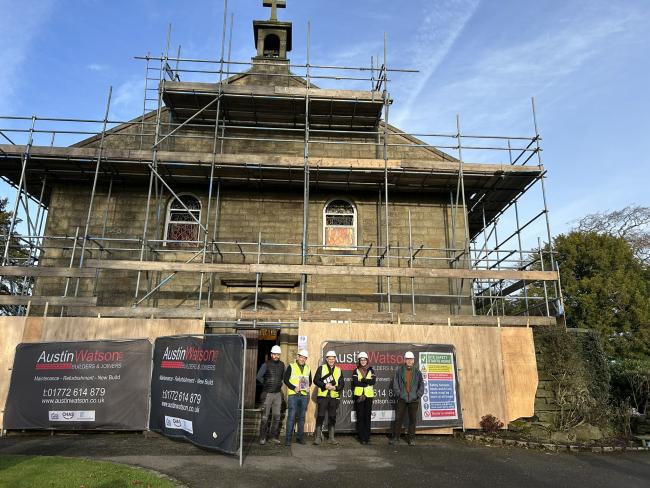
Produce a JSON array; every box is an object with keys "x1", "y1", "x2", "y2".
[{"x1": 1, "y1": 0, "x2": 648, "y2": 242}]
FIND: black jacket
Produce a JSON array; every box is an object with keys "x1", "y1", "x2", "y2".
[
  {"x1": 313, "y1": 363, "x2": 344, "y2": 397},
  {"x1": 257, "y1": 359, "x2": 285, "y2": 393}
]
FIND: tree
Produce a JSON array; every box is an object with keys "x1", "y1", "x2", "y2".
[
  {"x1": 0, "y1": 197, "x2": 32, "y2": 315},
  {"x1": 575, "y1": 206, "x2": 650, "y2": 264},
  {"x1": 554, "y1": 231, "x2": 650, "y2": 359}
]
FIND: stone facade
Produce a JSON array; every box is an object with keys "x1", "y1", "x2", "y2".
[
  {"x1": 34, "y1": 52, "x2": 470, "y2": 316},
  {"x1": 36, "y1": 183, "x2": 469, "y2": 314}
]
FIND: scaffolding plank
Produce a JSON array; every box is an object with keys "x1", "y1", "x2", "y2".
[
  {"x1": 0, "y1": 144, "x2": 542, "y2": 175},
  {"x1": 0, "y1": 296, "x2": 98, "y2": 306},
  {"x1": 85, "y1": 259, "x2": 558, "y2": 281},
  {"x1": 163, "y1": 81, "x2": 384, "y2": 101},
  {"x1": 59, "y1": 306, "x2": 556, "y2": 326},
  {"x1": 0, "y1": 266, "x2": 97, "y2": 278}
]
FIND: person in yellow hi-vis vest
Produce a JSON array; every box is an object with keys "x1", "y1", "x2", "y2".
[
  {"x1": 352, "y1": 351, "x2": 376, "y2": 444},
  {"x1": 313, "y1": 350, "x2": 343, "y2": 445},
  {"x1": 282, "y1": 349, "x2": 312, "y2": 446}
]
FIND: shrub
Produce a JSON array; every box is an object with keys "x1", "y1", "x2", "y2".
[
  {"x1": 610, "y1": 358, "x2": 650, "y2": 416},
  {"x1": 480, "y1": 414, "x2": 504, "y2": 434}
]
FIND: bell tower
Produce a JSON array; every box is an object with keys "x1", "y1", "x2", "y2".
[{"x1": 253, "y1": 0, "x2": 292, "y2": 60}]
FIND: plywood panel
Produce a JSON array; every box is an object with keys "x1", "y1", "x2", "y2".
[
  {"x1": 501, "y1": 327, "x2": 538, "y2": 421},
  {"x1": 0, "y1": 318, "x2": 28, "y2": 429},
  {"x1": 21, "y1": 317, "x2": 44, "y2": 342},
  {"x1": 298, "y1": 322, "x2": 529, "y2": 433}
]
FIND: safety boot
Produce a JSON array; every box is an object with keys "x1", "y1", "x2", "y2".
[{"x1": 328, "y1": 426, "x2": 339, "y2": 445}]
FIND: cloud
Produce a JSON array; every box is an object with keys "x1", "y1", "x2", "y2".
[
  {"x1": 393, "y1": 0, "x2": 482, "y2": 127},
  {"x1": 0, "y1": 0, "x2": 55, "y2": 114},
  {"x1": 109, "y1": 78, "x2": 145, "y2": 121},
  {"x1": 87, "y1": 63, "x2": 108, "y2": 72},
  {"x1": 393, "y1": 3, "x2": 645, "y2": 135}
]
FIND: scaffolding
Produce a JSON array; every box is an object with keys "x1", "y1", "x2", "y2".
[{"x1": 0, "y1": 3, "x2": 562, "y2": 328}]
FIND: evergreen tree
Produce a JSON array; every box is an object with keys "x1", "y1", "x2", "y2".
[
  {"x1": 0, "y1": 197, "x2": 32, "y2": 315},
  {"x1": 555, "y1": 231, "x2": 650, "y2": 359}
]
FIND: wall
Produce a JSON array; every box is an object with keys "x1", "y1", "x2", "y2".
[
  {"x1": 297, "y1": 322, "x2": 538, "y2": 434},
  {"x1": 35, "y1": 184, "x2": 470, "y2": 315}
]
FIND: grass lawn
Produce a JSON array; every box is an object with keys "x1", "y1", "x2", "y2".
[{"x1": 0, "y1": 455, "x2": 178, "y2": 488}]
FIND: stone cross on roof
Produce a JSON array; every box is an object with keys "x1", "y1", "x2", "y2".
[{"x1": 263, "y1": 0, "x2": 286, "y2": 21}]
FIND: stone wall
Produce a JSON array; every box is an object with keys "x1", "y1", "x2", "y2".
[
  {"x1": 510, "y1": 327, "x2": 612, "y2": 444},
  {"x1": 34, "y1": 183, "x2": 470, "y2": 314}
]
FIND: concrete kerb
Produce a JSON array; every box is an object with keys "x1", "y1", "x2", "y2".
[{"x1": 461, "y1": 432, "x2": 650, "y2": 453}]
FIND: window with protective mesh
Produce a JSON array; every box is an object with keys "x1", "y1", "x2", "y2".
[
  {"x1": 166, "y1": 195, "x2": 201, "y2": 245},
  {"x1": 324, "y1": 199, "x2": 356, "y2": 247}
]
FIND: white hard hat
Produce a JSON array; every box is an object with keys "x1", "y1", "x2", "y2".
[
  {"x1": 270, "y1": 345, "x2": 282, "y2": 354},
  {"x1": 404, "y1": 351, "x2": 415, "y2": 359},
  {"x1": 325, "y1": 350, "x2": 336, "y2": 358},
  {"x1": 298, "y1": 349, "x2": 309, "y2": 358},
  {"x1": 358, "y1": 352, "x2": 368, "y2": 359}
]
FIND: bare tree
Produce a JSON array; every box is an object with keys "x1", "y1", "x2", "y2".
[{"x1": 575, "y1": 206, "x2": 650, "y2": 264}]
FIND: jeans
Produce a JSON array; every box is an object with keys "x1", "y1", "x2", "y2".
[
  {"x1": 285, "y1": 394, "x2": 308, "y2": 442},
  {"x1": 259, "y1": 391, "x2": 283, "y2": 439}
]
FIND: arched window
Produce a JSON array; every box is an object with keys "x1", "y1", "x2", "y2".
[
  {"x1": 263, "y1": 34, "x2": 280, "y2": 57},
  {"x1": 323, "y1": 199, "x2": 357, "y2": 248},
  {"x1": 164, "y1": 194, "x2": 201, "y2": 245}
]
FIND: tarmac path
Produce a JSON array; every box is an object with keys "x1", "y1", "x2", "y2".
[{"x1": 1, "y1": 433, "x2": 648, "y2": 488}]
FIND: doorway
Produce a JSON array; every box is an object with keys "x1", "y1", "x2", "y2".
[{"x1": 255, "y1": 328, "x2": 280, "y2": 404}]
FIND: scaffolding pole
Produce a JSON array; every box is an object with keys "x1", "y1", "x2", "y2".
[
  {"x1": 531, "y1": 97, "x2": 558, "y2": 304},
  {"x1": 73, "y1": 87, "x2": 113, "y2": 298},
  {"x1": 381, "y1": 33, "x2": 392, "y2": 313},
  {"x1": 1, "y1": 116, "x2": 35, "y2": 268},
  {"x1": 408, "y1": 209, "x2": 415, "y2": 314},
  {"x1": 134, "y1": 44, "x2": 167, "y2": 301},
  {"x1": 199, "y1": 0, "x2": 229, "y2": 309},
  {"x1": 300, "y1": 22, "x2": 311, "y2": 311}
]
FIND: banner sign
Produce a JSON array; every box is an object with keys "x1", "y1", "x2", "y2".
[
  {"x1": 322, "y1": 342, "x2": 462, "y2": 432},
  {"x1": 149, "y1": 335, "x2": 245, "y2": 454},
  {"x1": 3, "y1": 340, "x2": 152, "y2": 430}
]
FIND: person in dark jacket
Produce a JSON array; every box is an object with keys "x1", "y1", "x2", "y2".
[
  {"x1": 352, "y1": 351, "x2": 376, "y2": 444},
  {"x1": 313, "y1": 350, "x2": 344, "y2": 445},
  {"x1": 390, "y1": 351, "x2": 424, "y2": 446},
  {"x1": 256, "y1": 345, "x2": 285, "y2": 445}
]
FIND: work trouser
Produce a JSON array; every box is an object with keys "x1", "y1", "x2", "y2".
[
  {"x1": 285, "y1": 394, "x2": 308, "y2": 442},
  {"x1": 315, "y1": 396, "x2": 339, "y2": 429},
  {"x1": 354, "y1": 396, "x2": 373, "y2": 442},
  {"x1": 393, "y1": 399, "x2": 419, "y2": 438},
  {"x1": 259, "y1": 391, "x2": 282, "y2": 440}
]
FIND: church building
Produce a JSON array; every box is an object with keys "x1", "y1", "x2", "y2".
[{"x1": 0, "y1": 1, "x2": 562, "y2": 432}]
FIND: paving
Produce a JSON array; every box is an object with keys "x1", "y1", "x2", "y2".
[{"x1": 0, "y1": 432, "x2": 649, "y2": 488}]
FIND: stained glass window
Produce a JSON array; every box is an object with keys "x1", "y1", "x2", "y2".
[
  {"x1": 324, "y1": 199, "x2": 356, "y2": 248},
  {"x1": 165, "y1": 195, "x2": 201, "y2": 246}
]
